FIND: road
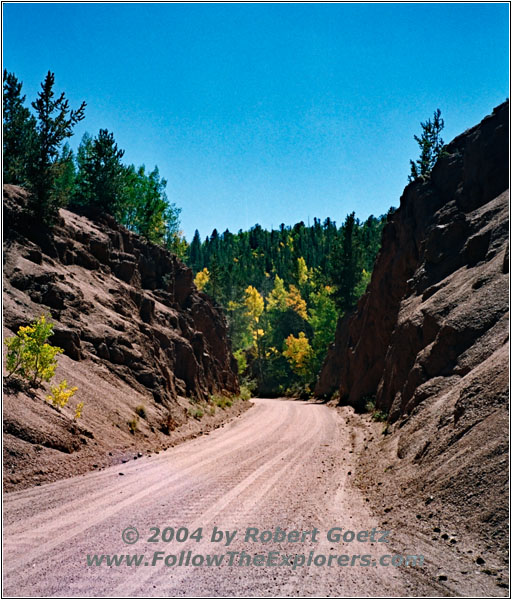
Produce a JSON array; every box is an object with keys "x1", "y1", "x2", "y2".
[{"x1": 3, "y1": 398, "x2": 417, "y2": 597}]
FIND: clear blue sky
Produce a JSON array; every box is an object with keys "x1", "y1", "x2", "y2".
[{"x1": 3, "y1": 3, "x2": 509, "y2": 240}]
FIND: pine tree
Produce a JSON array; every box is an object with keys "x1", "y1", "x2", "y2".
[
  {"x1": 189, "y1": 230, "x2": 203, "y2": 271},
  {"x1": 3, "y1": 70, "x2": 37, "y2": 185},
  {"x1": 74, "y1": 129, "x2": 125, "y2": 214},
  {"x1": 329, "y1": 212, "x2": 362, "y2": 313},
  {"x1": 409, "y1": 109, "x2": 445, "y2": 182},
  {"x1": 29, "y1": 71, "x2": 86, "y2": 223}
]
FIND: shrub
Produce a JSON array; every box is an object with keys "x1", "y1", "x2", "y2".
[
  {"x1": 188, "y1": 407, "x2": 204, "y2": 420},
  {"x1": 364, "y1": 397, "x2": 376, "y2": 412},
  {"x1": 372, "y1": 410, "x2": 388, "y2": 423},
  {"x1": 363, "y1": 395, "x2": 388, "y2": 422},
  {"x1": 160, "y1": 414, "x2": 178, "y2": 435},
  {"x1": 135, "y1": 405, "x2": 146, "y2": 419},
  {"x1": 74, "y1": 402, "x2": 84, "y2": 420},
  {"x1": 128, "y1": 417, "x2": 138, "y2": 434},
  {"x1": 5, "y1": 315, "x2": 63, "y2": 385},
  {"x1": 239, "y1": 385, "x2": 252, "y2": 401},
  {"x1": 211, "y1": 395, "x2": 232, "y2": 409},
  {"x1": 239, "y1": 379, "x2": 256, "y2": 401},
  {"x1": 46, "y1": 379, "x2": 78, "y2": 408}
]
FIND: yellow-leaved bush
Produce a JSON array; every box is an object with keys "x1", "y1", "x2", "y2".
[
  {"x1": 5, "y1": 315, "x2": 84, "y2": 419},
  {"x1": 5, "y1": 315, "x2": 63, "y2": 385},
  {"x1": 47, "y1": 379, "x2": 78, "y2": 408}
]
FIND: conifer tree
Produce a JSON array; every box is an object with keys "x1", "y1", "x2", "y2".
[
  {"x1": 189, "y1": 230, "x2": 203, "y2": 272},
  {"x1": 29, "y1": 71, "x2": 86, "y2": 223},
  {"x1": 329, "y1": 212, "x2": 362, "y2": 313},
  {"x1": 3, "y1": 70, "x2": 37, "y2": 185},
  {"x1": 409, "y1": 109, "x2": 445, "y2": 181},
  {"x1": 74, "y1": 129, "x2": 125, "y2": 214}
]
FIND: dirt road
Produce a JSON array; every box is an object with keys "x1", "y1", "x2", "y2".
[{"x1": 4, "y1": 399, "x2": 427, "y2": 597}]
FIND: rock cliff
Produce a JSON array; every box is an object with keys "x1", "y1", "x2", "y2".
[
  {"x1": 317, "y1": 101, "x2": 508, "y2": 417},
  {"x1": 3, "y1": 187, "x2": 242, "y2": 489},
  {"x1": 316, "y1": 101, "x2": 509, "y2": 571}
]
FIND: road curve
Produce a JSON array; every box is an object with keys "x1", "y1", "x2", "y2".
[{"x1": 3, "y1": 398, "x2": 412, "y2": 597}]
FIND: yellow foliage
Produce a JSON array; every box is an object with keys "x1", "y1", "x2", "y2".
[
  {"x1": 5, "y1": 314, "x2": 63, "y2": 384},
  {"x1": 47, "y1": 380, "x2": 78, "y2": 408},
  {"x1": 194, "y1": 267, "x2": 210, "y2": 291},
  {"x1": 74, "y1": 402, "x2": 84, "y2": 420},
  {"x1": 266, "y1": 275, "x2": 287, "y2": 311},
  {"x1": 252, "y1": 328, "x2": 264, "y2": 341},
  {"x1": 283, "y1": 332, "x2": 313, "y2": 377},
  {"x1": 265, "y1": 347, "x2": 280, "y2": 358},
  {"x1": 297, "y1": 257, "x2": 309, "y2": 285},
  {"x1": 286, "y1": 285, "x2": 308, "y2": 320},
  {"x1": 244, "y1": 285, "x2": 264, "y2": 323}
]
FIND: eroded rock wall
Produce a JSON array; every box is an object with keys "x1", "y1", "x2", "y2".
[
  {"x1": 3, "y1": 187, "x2": 241, "y2": 489},
  {"x1": 4, "y1": 186, "x2": 239, "y2": 405},
  {"x1": 316, "y1": 101, "x2": 509, "y2": 420}
]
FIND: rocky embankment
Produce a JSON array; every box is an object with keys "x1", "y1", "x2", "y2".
[
  {"x1": 317, "y1": 101, "x2": 509, "y2": 582},
  {"x1": 3, "y1": 186, "x2": 244, "y2": 490}
]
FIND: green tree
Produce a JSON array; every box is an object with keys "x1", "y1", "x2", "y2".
[
  {"x1": 409, "y1": 108, "x2": 445, "y2": 182},
  {"x1": 188, "y1": 230, "x2": 203, "y2": 272},
  {"x1": 74, "y1": 129, "x2": 125, "y2": 214},
  {"x1": 205, "y1": 254, "x2": 222, "y2": 301},
  {"x1": 329, "y1": 212, "x2": 362, "y2": 313},
  {"x1": 29, "y1": 71, "x2": 86, "y2": 223},
  {"x1": 119, "y1": 164, "x2": 182, "y2": 248},
  {"x1": 3, "y1": 70, "x2": 37, "y2": 185},
  {"x1": 52, "y1": 143, "x2": 76, "y2": 208},
  {"x1": 163, "y1": 201, "x2": 185, "y2": 257},
  {"x1": 226, "y1": 299, "x2": 253, "y2": 355},
  {"x1": 308, "y1": 284, "x2": 338, "y2": 374},
  {"x1": 266, "y1": 275, "x2": 287, "y2": 312}
]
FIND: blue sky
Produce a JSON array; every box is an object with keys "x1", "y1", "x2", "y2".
[{"x1": 3, "y1": 3, "x2": 509, "y2": 240}]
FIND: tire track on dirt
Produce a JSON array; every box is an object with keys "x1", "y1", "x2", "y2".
[
  {"x1": 3, "y1": 399, "x2": 307, "y2": 594},
  {"x1": 3, "y1": 400, "x2": 294, "y2": 560},
  {"x1": 116, "y1": 400, "x2": 324, "y2": 595}
]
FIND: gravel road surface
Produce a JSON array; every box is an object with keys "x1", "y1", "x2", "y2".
[{"x1": 4, "y1": 398, "x2": 423, "y2": 597}]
